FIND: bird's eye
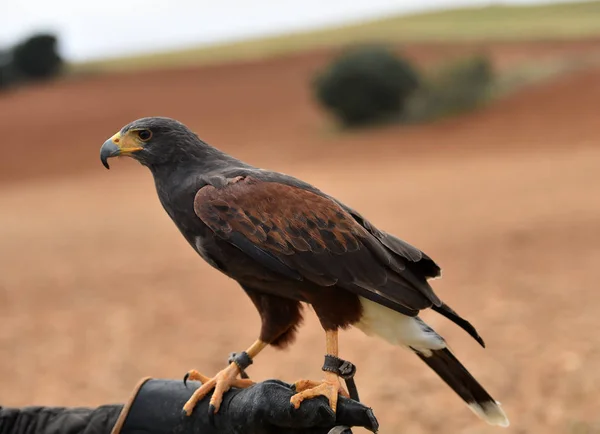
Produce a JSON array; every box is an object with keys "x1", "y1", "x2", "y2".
[{"x1": 137, "y1": 129, "x2": 152, "y2": 141}]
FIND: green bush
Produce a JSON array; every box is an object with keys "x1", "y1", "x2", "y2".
[
  {"x1": 0, "y1": 51, "x2": 16, "y2": 90},
  {"x1": 313, "y1": 45, "x2": 420, "y2": 127},
  {"x1": 404, "y1": 55, "x2": 494, "y2": 122},
  {"x1": 12, "y1": 33, "x2": 63, "y2": 79}
]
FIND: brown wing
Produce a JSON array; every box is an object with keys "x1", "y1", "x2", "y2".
[{"x1": 194, "y1": 176, "x2": 441, "y2": 316}]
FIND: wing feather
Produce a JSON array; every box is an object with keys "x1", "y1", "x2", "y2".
[
  {"x1": 194, "y1": 176, "x2": 439, "y2": 314},
  {"x1": 347, "y1": 208, "x2": 442, "y2": 279}
]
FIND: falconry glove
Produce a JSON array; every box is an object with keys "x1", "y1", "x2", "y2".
[
  {"x1": 0, "y1": 379, "x2": 378, "y2": 434},
  {"x1": 111, "y1": 378, "x2": 379, "y2": 434}
]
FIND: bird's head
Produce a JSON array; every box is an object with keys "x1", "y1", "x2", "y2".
[{"x1": 100, "y1": 117, "x2": 200, "y2": 169}]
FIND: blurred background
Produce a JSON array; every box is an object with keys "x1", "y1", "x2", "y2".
[{"x1": 1, "y1": 1, "x2": 600, "y2": 432}]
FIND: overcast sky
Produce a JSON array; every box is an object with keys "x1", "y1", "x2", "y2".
[{"x1": 0, "y1": 0, "x2": 576, "y2": 62}]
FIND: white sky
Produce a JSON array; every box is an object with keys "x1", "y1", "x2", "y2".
[{"x1": 0, "y1": 0, "x2": 577, "y2": 62}]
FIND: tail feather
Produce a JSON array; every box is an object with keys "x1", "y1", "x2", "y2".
[
  {"x1": 431, "y1": 302, "x2": 485, "y2": 348},
  {"x1": 412, "y1": 347, "x2": 509, "y2": 427},
  {"x1": 355, "y1": 297, "x2": 508, "y2": 427}
]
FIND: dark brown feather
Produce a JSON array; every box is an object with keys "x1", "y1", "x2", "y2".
[
  {"x1": 242, "y1": 285, "x2": 304, "y2": 349},
  {"x1": 194, "y1": 176, "x2": 437, "y2": 318}
]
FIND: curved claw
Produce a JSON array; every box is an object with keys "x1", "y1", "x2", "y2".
[
  {"x1": 183, "y1": 369, "x2": 211, "y2": 387},
  {"x1": 294, "y1": 379, "x2": 350, "y2": 398},
  {"x1": 181, "y1": 365, "x2": 255, "y2": 416},
  {"x1": 290, "y1": 372, "x2": 346, "y2": 413},
  {"x1": 208, "y1": 404, "x2": 216, "y2": 426}
]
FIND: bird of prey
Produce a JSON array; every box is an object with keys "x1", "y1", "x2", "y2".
[{"x1": 100, "y1": 117, "x2": 509, "y2": 427}]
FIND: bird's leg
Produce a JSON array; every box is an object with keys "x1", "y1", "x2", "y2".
[
  {"x1": 290, "y1": 329, "x2": 349, "y2": 412},
  {"x1": 182, "y1": 339, "x2": 267, "y2": 416}
]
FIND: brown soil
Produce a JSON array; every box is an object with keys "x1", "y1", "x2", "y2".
[{"x1": 1, "y1": 39, "x2": 600, "y2": 433}]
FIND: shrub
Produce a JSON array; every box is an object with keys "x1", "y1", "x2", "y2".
[
  {"x1": 314, "y1": 45, "x2": 420, "y2": 127},
  {"x1": 404, "y1": 55, "x2": 494, "y2": 122},
  {"x1": 0, "y1": 51, "x2": 17, "y2": 90},
  {"x1": 12, "y1": 33, "x2": 63, "y2": 80}
]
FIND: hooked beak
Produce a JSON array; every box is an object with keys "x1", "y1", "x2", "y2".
[
  {"x1": 100, "y1": 131, "x2": 143, "y2": 169},
  {"x1": 100, "y1": 139, "x2": 120, "y2": 169}
]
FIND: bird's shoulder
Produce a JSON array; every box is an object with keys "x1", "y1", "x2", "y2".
[
  {"x1": 194, "y1": 170, "x2": 365, "y2": 248},
  {"x1": 196, "y1": 169, "x2": 341, "y2": 212},
  {"x1": 199, "y1": 168, "x2": 322, "y2": 193}
]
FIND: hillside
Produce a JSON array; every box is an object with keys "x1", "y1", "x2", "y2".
[{"x1": 73, "y1": 0, "x2": 600, "y2": 72}]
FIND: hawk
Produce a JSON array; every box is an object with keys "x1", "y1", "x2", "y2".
[{"x1": 100, "y1": 117, "x2": 508, "y2": 427}]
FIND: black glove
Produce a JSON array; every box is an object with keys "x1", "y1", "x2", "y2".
[{"x1": 113, "y1": 377, "x2": 379, "y2": 434}]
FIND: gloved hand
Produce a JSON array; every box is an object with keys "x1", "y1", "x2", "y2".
[{"x1": 112, "y1": 378, "x2": 379, "y2": 434}]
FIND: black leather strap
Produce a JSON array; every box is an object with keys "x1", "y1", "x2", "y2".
[
  {"x1": 322, "y1": 355, "x2": 360, "y2": 402},
  {"x1": 228, "y1": 352, "x2": 253, "y2": 379}
]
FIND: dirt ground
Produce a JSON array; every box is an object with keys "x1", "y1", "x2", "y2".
[{"x1": 1, "y1": 40, "x2": 600, "y2": 433}]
